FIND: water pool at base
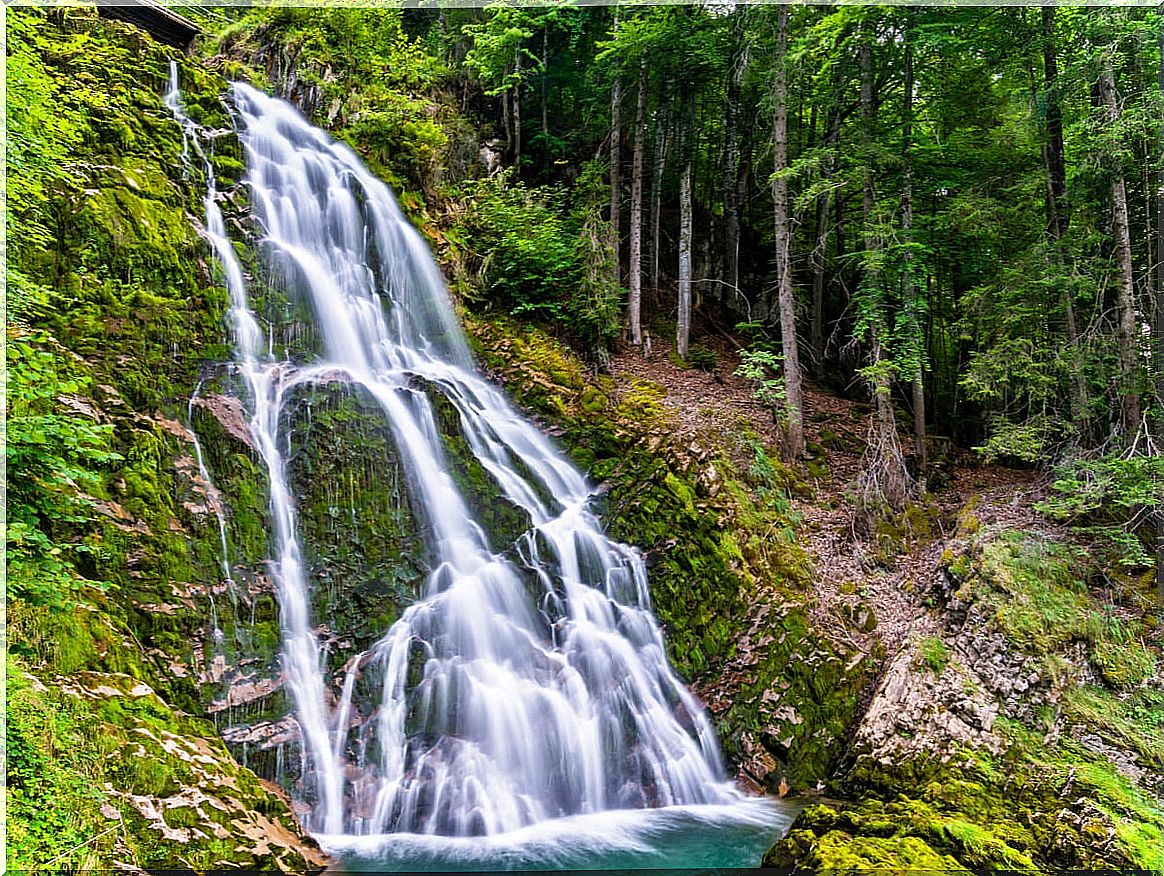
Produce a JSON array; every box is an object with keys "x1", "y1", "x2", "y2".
[{"x1": 320, "y1": 799, "x2": 802, "y2": 871}]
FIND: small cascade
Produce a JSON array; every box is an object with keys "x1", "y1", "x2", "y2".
[
  {"x1": 169, "y1": 70, "x2": 786, "y2": 852},
  {"x1": 167, "y1": 64, "x2": 232, "y2": 645}
]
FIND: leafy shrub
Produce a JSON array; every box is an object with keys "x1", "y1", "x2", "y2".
[
  {"x1": 735, "y1": 348, "x2": 788, "y2": 425},
  {"x1": 458, "y1": 166, "x2": 621, "y2": 359},
  {"x1": 1036, "y1": 454, "x2": 1162, "y2": 569},
  {"x1": 6, "y1": 330, "x2": 121, "y2": 608}
]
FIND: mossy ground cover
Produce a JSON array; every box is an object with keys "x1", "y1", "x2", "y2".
[
  {"x1": 6, "y1": 655, "x2": 322, "y2": 871},
  {"x1": 772, "y1": 716, "x2": 1163, "y2": 873},
  {"x1": 766, "y1": 524, "x2": 1163, "y2": 873}
]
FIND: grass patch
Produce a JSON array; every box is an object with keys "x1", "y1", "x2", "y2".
[{"x1": 918, "y1": 636, "x2": 951, "y2": 675}]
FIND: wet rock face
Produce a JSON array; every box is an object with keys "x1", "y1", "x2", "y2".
[{"x1": 697, "y1": 595, "x2": 875, "y2": 795}]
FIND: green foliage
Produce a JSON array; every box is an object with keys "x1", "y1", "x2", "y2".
[
  {"x1": 734, "y1": 348, "x2": 789, "y2": 425},
  {"x1": 5, "y1": 330, "x2": 122, "y2": 608},
  {"x1": 6, "y1": 657, "x2": 109, "y2": 870},
  {"x1": 218, "y1": 7, "x2": 455, "y2": 201},
  {"x1": 1036, "y1": 454, "x2": 1163, "y2": 569},
  {"x1": 458, "y1": 170, "x2": 621, "y2": 358},
  {"x1": 462, "y1": 9, "x2": 535, "y2": 98}
]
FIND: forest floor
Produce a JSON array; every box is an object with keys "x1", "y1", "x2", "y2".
[{"x1": 608, "y1": 330, "x2": 1053, "y2": 681}]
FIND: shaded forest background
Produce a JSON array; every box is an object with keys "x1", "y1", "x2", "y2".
[{"x1": 207, "y1": 3, "x2": 1164, "y2": 552}]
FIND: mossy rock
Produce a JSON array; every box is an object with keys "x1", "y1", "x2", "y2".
[{"x1": 6, "y1": 658, "x2": 326, "y2": 871}]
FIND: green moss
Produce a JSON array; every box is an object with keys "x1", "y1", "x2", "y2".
[
  {"x1": 766, "y1": 816, "x2": 971, "y2": 872},
  {"x1": 947, "y1": 530, "x2": 1159, "y2": 696},
  {"x1": 1092, "y1": 636, "x2": 1157, "y2": 689},
  {"x1": 918, "y1": 636, "x2": 951, "y2": 675},
  {"x1": 6, "y1": 657, "x2": 319, "y2": 871},
  {"x1": 800, "y1": 704, "x2": 1164, "y2": 873},
  {"x1": 1063, "y1": 685, "x2": 1164, "y2": 768}
]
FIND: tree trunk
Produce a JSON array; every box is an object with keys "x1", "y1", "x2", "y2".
[
  {"x1": 859, "y1": 22, "x2": 912, "y2": 512},
  {"x1": 502, "y1": 67, "x2": 512, "y2": 158},
  {"x1": 541, "y1": 23, "x2": 549, "y2": 140},
  {"x1": 903, "y1": 16, "x2": 926, "y2": 477},
  {"x1": 610, "y1": 9, "x2": 622, "y2": 276},
  {"x1": 772, "y1": 3, "x2": 805, "y2": 459},
  {"x1": 629, "y1": 59, "x2": 647, "y2": 347},
  {"x1": 1155, "y1": 0, "x2": 1163, "y2": 604},
  {"x1": 650, "y1": 88, "x2": 671, "y2": 296},
  {"x1": 1042, "y1": 6, "x2": 1089, "y2": 437},
  {"x1": 1100, "y1": 57, "x2": 1142, "y2": 439},
  {"x1": 513, "y1": 45, "x2": 523, "y2": 172},
  {"x1": 677, "y1": 144, "x2": 693, "y2": 360},
  {"x1": 723, "y1": 8, "x2": 747, "y2": 298}
]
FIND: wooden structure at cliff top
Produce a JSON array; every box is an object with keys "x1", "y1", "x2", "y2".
[{"x1": 95, "y1": 0, "x2": 200, "y2": 51}]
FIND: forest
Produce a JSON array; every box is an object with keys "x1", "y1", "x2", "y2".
[{"x1": 5, "y1": 3, "x2": 1163, "y2": 873}]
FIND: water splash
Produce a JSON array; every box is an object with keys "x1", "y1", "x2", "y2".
[{"x1": 172, "y1": 70, "x2": 784, "y2": 852}]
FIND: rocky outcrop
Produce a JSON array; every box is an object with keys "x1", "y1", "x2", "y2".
[
  {"x1": 766, "y1": 525, "x2": 1163, "y2": 872},
  {"x1": 848, "y1": 647, "x2": 1002, "y2": 778}
]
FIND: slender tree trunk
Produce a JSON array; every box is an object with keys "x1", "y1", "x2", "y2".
[
  {"x1": 860, "y1": 23, "x2": 912, "y2": 511},
  {"x1": 1042, "y1": 6, "x2": 1089, "y2": 437},
  {"x1": 678, "y1": 155, "x2": 693, "y2": 359},
  {"x1": 650, "y1": 88, "x2": 671, "y2": 296},
  {"x1": 723, "y1": 8, "x2": 747, "y2": 297},
  {"x1": 502, "y1": 69, "x2": 512, "y2": 157},
  {"x1": 513, "y1": 45, "x2": 523, "y2": 172},
  {"x1": 629, "y1": 59, "x2": 647, "y2": 347},
  {"x1": 772, "y1": 3, "x2": 805, "y2": 459},
  {"x1": 1100, "y1": 57, "x2": 1142, "y2": 439},
  {"x1": 903, "y1": 16, "x2": 926, "y2": 477},
  {"x1": 610, "y1": 9, "x2": 622, "y2": 277},
  {"x1": 542, "y1": 24, "x2": 549, "y2": 140}
]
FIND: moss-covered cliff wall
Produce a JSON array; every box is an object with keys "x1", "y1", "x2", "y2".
[{"x1": 6, "y1": 8, "x2": 321, "y2": 869}]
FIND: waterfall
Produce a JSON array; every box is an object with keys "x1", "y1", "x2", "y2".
[{"x1": 174, "y1": 75, "x2": 765, "y2": 845}]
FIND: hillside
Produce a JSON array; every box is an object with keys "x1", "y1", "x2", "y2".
[{"x1": 6, "y1": 5, "x2": 1162, "y2": 873}]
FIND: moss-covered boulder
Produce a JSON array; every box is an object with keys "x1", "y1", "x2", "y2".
[{"x1": 766, "y1": 524, "x2": 1163, "y2": 872}]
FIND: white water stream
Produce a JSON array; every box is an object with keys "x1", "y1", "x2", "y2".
[{"x1": 168, "y1": 72, "x2": 792, "y2": 857}]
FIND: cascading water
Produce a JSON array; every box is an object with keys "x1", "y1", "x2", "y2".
[{"x1": 171, "y1": 72, "x2": 795, "y2": 865}]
